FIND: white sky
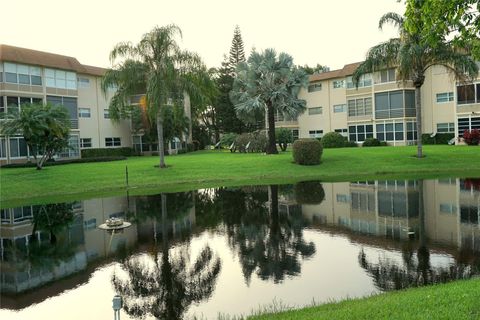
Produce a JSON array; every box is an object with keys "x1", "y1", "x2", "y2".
[{"x1": 1, "y1": 0, "x2": 405, "y2": 71}]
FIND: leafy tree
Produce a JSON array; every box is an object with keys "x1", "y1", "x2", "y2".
[
  {"x1": 0, "y1": 103, "x2": 70, "y2": 170},
  {"x1": 275, "y1": 127, "x2": 293, "y2": 151},
  {"x1": 230, "y1": 49, "x2": 308, "y2": 154},
  {"x1": 300, "y1": 64, "x2": 330, "y2": 75},
  {"x1": 404, "y1": 0, "x2": 480, "y2": 60},
  {"x1": 162, "y1": 104, "x2": 190, "y2": 146},
  {"x1": 102, "y1": 24, "x2": 208, "y2": 168},
  {"x1": 229, "y1": 25, "x2": 246, "y2": 73},
  {"x1": 352, "y1": 6, "x2": 478, "y2": 158}
]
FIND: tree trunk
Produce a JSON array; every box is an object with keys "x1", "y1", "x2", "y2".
[
  {"x1": 415, "y1": 86, "x2": 423, "y2": 158},
  {"x1": 156, "y1": 111, "x2": 167, "y2": 168},
  {"x1": 266, "y1": 102, "x2": 278, "y2": 154}
]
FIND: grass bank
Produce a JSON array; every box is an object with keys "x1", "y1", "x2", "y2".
[
  {"x1": 248, "y1": 278, "x2": 480, "y2": 320},
  {"x1": 1, "y1": 145, "x2": 479, "y2": 206}
]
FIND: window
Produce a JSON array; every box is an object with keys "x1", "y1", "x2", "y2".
[
  {"x1": 347, "y1": 97, "x2": 372, "y2": 117},
  {"x1": 46, "y1": 95, "x2": 78, "y2": 128},
  {"x1": 457, "y1": 83, "x2": 479, "y2": 104},
  {"x1": 0, "y1": 137, "x2": 6, "y2": 158},
  {"x1": 308, "y1": 107, "x2": 323, "y2": 115},
  {"x1": 406, "y1": 121, "x2": 417, "y2": 140},
  {"x1": 336, "y1": 194, "x2": 349, "y2": 203},
  {"x1": 78, "y1": 108, "x2": 91, "y2": 118},
  {"x1": 104, "y1": 109, "x2": 110, "y2": 119},
  {"x1": 333, "y1": 80, "x2": 345, "y2": 89},
  {"x1": 457, "y1": 116, "x2": 480, "y2": 137},
  {"x1": 379, "y1": 68, "x2": 396, "y2": 83},
  {"x1": 376, "y1": 121, "x2": 404, "y2": 142},
  {"x1": 80, "y1": 138, "x2": 92, "y2": 148},
  {"x1": 105, "y1": 137, "x2": 121, "y2": 147},
  {"x1": 374, "y1": 90, "x2": 415, "y2": 119},
  {"x1": 334, "y1": 128, "x2": 348, "y2": 137},
  {"x1": 9, "y1": 137, "x2": 28, "y2": 158},
  {"x1": 309, "y1": 130, "x2": 323, "y2": 138},
  {"x1": 5, "y1": 62, "x2": 18, "y2": 83},
  {"x1": 77, "y1": 77, "x2": 90, "y2": 88},
  {"x1": 437, "y1": 122, "x2": 454, "y2": 133},
  {"x1": 0, "y1": 63, "x2": 3, "y2": 83},
  {"x1": 58, "y1": 135, "x2": 80, "y2": 158},
  {"x1": 0, "y1": 96, "x2": 4, "y2": 113},
  {"x1": 292, "y1": 129, "x2": 299, "y2": 141},
  {"x1": 440, "y1": 203, "x2": 457, "y2": 214},
  {"x1": 348, "y1": 124, "x2": 373, "y2": 142},
  {"x1": 346, "y1": 74, "x2": 372, "y2": 88},
  {"x1": 308, "y1": 83, "x2": 322, "y2": 92},
  {"x1": 45, "y1": 68, "x2": 77, "y2": 90},
  {"x1": 333, "y1": 104, "x2": 346, "y2": 113},
  {"x1": 436, "y1": 92, "x2": 454, "y2": 103}
]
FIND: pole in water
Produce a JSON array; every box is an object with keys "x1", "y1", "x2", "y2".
[{"x1": 125, "y1": 165, "x2": 129, "y2": 187}]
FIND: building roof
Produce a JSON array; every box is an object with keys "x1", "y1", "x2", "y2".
[
  {"x1": 0, "y1": 44, "x2": 107, "y2": 76},
  {"x1": 309, "y1": 62, "x2": 362, "y2": 82}
]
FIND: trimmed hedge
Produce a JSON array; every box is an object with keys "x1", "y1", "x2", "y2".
[
  {"x1": 292, "y1": 139, "x2": 323, "y2": 165},
  {"x1": 363, "y1": 138, "x2": 383, "y2": 147},
  {"x1": 1, "y1": 156, "x2": 126, "y2": 168},
  {"x1": 81, "y1": 147, "x2": 137, "y2": 158},
  {"x1": 421, "y1": 133, "x2": 455, "y2": 145},
  {"x1": 320, "y1": 132, "x2": 346, "y2": 148}
]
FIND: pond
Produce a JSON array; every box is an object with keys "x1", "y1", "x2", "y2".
[{"x1": 1, "y1": 178, "x2": 479, "y2": 319}]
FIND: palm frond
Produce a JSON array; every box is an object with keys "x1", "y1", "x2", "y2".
[{"x1": 379, "y1": 12, "x2": 404, "y2": 30}]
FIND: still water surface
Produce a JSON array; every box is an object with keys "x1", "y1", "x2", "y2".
[{"x1": 1, "y1": 178, "x2": 479, "y2": 319}]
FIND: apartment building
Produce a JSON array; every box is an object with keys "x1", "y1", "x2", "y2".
[
  {"x1": 0, "y1": 44, "x2": 134, "y2": 165},
  {"x1": 0, "y1": 45, "x2": 192, "y2": 165},
  {"x1": 280, "y1": 62, "x2": 480, "y2": 145}
]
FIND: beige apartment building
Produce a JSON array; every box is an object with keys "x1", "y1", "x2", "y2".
[
  {"x1": 279, "y1": 62, "x2": 480, "y2": 145},
  {"x1": 0, "y1": 45, "x2": 190, "y2": 165}
]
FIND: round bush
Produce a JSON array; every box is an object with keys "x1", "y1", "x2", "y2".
[
  {"x1": 321, "y1": 132, "x2": 346, "y2": 148},
  {"x1": 362, "y1": 137, "x2": 381, "y2": 147},
  {"x1": 292, "y1": 139, "x2": 323, "y2": 165},
  {"x1": 294, "y1": 181, "x2": 325, "y2": 204}
]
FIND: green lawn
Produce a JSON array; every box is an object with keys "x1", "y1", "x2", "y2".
[
  {"x1": 248, "y1": 278, "x2": 480, "y2": 320},
  {"x1": 1, "y1": 145, "x2": 479, "y2": 207}
]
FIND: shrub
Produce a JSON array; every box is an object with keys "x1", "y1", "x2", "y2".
[
  {"x1": 345, "y1": 140, "x2": 358, "y2": 147},
  {"x1": 321, "y1": 132, "x2": 347, "y2": 148},
  {"x1": 177, "y1": 149, "x2": 187, "y2": 154},
  {"x1": 81, "y1": 147, "x2": 136, "y2": 158},
  {"x1": 220, "y1": 133, "x2": 238, "y2": 148},
  {"x1": 421, "y1": 133, "x2": 455, "y2": 145},
  {"x1": 234, "y1": 131, "x2": 267, "y2": 153},
  {"x1": 292, "y1": 139, "x2": 323, "y2": 165},
  {"x1": 362, "y1": 138, "x2": 382, "y2": 147},
  {"x1": 2, "y1": 156, "x2": 126, "y2": 168},
  {"x1": 463, "y1": 129, "x2": 480, "y2": 145},
  {"x1": 275, "y1": 128, "x2": 293, "y2": 151},
  {"x1": 294, "y1": 181, "x2": 325, "y2": 204}
]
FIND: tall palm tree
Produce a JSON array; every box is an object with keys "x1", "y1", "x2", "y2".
[
  {"x1": 102, "y1": 24, "x2": 208, "y2": 168},
  {"x1": 352, "y1": 6, "x2": 478, "y2": 158},
  {"x1": 230, "y1": 49, "x2": 308, "y2": 154}
]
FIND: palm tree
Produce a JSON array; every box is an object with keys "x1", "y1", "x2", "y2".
[
  {"x1": 230, "y1": 49, "x2": 308, "y2": 154},
  {"x1": 102, "y1": 24, "x2": 208, "y2": 168},
  {"x1": 352, "y1": 6, "x2": 478, "y2": 158},
  {"x1": 0, "y1": 102, "x2": 70, "y2": 169}
]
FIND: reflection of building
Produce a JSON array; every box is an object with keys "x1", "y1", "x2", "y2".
[
  {"x1": 0, "y1": 196, "x2": 137, "y2": 309},
  {"x1": 300, "y1": 179, "x2": 480, "y2": 251}
]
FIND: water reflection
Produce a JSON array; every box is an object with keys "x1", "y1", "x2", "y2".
[
  {"x1": 1, "y1": 178, "x2": 479, "y2": 319},
  {"x1": 113, "y1": 193, "x2": 221, "y2": 320}
]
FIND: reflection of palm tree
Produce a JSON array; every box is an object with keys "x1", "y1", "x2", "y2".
[
  {"x1": 113, "y1": 193, "x2": 221, "y2": 320},
  {"x1": 31, "y1": 203, "x2": 75, "y2": 244},
  {"x1": 228, "y1": 185, "x2": 316, "y2": 284},
  {"x1": 359, "y1": 181, "x2": 478, "y2": 290}
]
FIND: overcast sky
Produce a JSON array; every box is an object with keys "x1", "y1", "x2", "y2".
[{"x1": 1, "y1": 0, "x2": 405, "y2": 71}]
